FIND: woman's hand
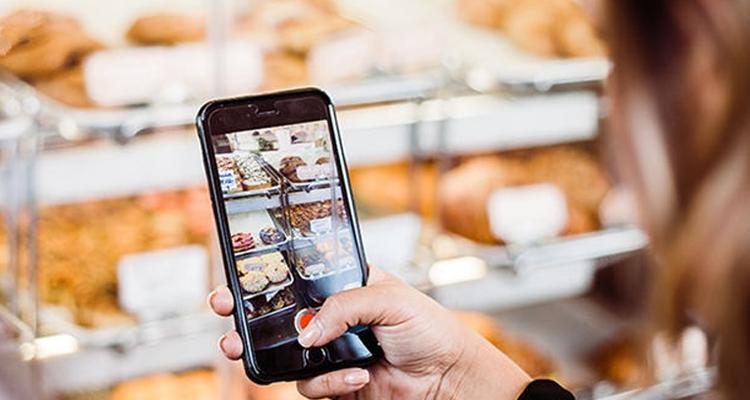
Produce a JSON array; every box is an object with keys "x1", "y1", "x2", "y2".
[{"x1": 209, "y1": 267, "x2": 530, "y2": 399}]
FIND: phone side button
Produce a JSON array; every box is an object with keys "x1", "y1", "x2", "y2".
[{"x1": 303, "y1": 348, "x2": 327, "y2": 366}]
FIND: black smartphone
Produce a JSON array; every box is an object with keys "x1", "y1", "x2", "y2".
[{"x1": 196, "y1": 88, "x2": 382, "y2": 384}]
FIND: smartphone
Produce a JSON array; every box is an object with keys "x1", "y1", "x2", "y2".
[{"x1": 196, "y1": 89, "x2": 382, "y2": 384}]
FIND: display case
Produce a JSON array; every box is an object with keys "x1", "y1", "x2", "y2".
[{"x1": 0, "y1": 0, "x2": 715, "y2": 399}]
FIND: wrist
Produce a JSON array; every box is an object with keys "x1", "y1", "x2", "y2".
[{"x1": 440, "y1": 332, "x2": 531, "y2": 400}]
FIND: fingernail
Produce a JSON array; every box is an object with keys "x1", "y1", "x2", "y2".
[
  {"x1": 207, "y1": 290, "x2": 217, "y2": 307},
  {"x1": 344, "y1": 370, "x2": 369, "y2": 385},
  {"x1": 218, "y1": 336, "x2": 227, "y2": 352},
  {"x1": 298, "y1": 320, "x2": 322, "y2": 348}
]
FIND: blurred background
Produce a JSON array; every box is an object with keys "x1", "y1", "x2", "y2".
[{"x1": 0, "y1": 0, "x2": 710, "y2": 399}]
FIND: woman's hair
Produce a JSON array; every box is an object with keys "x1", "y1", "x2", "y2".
[{"x1": 604, "y1": 0, "x2": 750, "y2": 396}]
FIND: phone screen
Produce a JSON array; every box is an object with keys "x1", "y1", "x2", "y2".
[{"x1": 202, "y1": 95, "x2": 376, "y2": 379}]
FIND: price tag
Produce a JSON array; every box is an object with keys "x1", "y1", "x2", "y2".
[
  {"x1": 219, "y1": 170, "x2": 239, "y2": 193},
  {"x1": 296, "y1": 164, "x2": 331, "y2": 181},
  {"x1": 309, "y1": 217, "x2": 332, "y2": 234},
  {"x1": 487, "y1": 184, "x2": 568, "y2": 245},
  {"x1": 118, "y1": 245, "x2": 208, "y2": 321}
]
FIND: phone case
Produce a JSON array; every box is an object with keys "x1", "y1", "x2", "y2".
[{"x1": 196, "y1": 89, "x2": 382, "y2": 384}]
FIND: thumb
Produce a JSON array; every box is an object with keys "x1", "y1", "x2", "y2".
[{"x1": 297, "y1": 281, "x2": 407, "y2": 348}]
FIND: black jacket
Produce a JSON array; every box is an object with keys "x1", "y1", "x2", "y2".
[{"x1": 518, "y1": 380, "x2": 574, "y2": 400}]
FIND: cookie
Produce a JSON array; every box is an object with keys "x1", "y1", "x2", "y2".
[{"x1": 126, "y1": 14, "x2": 206, "y2": 45}]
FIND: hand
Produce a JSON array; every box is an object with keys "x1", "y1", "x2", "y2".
[{"x1": 209, "y1": 267, "x2": 530, "y2": 399}]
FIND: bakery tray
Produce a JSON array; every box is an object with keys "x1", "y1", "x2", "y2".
[
  {"x1": 222, "y1": 154, "x2": 283, "y2": 200},
  {"x1": 292, "y1": 245, "x2": 358, "y2": 281},
  {"x1": 224, "y1": 193, "x2": 283, "y2": 215},
  {"x1": 453, "y1": 226, "x2": 648, "y2": 275},
  {"x1": 244, "y1": 287, "x2": 297, "y2": 321},
  {"x1": 230, "y1": 210, "x2": 290, "y2": 259},
  {"x1": 2, "y1": 72, "x2": 441, "y2": 143},
  {"x1": 286, "y1": 185, "x2": 343, "y2": 205},
  {"x1": 238, "y1": 258, "x2": 295, "y2": 301}
]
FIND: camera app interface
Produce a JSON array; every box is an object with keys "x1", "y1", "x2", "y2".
[{"x1": 212, "y1": 119, "x2": 363, "y2": 353}]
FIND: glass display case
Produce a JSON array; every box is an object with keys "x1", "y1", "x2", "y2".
[{"x1": 0, "y1": 1, "x2": 714, "y2": 399}]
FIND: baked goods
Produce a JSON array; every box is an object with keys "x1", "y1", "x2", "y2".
[
  {"x1": 265, "y1": 262, "x2": 290, "y2": 284},
  {"x1": 247, "y1": 287, "x2": 296, "y2": 319},
  {"x1": 457, "y1": 0, "x2": 605, "y2": 58},
  {"x1": 288, "y1": 200, "x2": 345, "y2": 236},
  {"x1": 33, "y1": 64, "x2": 95, "y2": 108},
  {"x1": 439, "y1": 145, "x2": 609, "y2": 244},
  {"x1": 235, "y1": 155, "x2": 273, "y2": 191},
  {"x1": 110, "y1": 369, "x2": 217, "y2": 400},
  {"x1": 241, "y1": 270, "x2": 270, "y2": 294},
  {"x1": 295, "y1": 248, "x2": 329, "y2": 276},
  {"x1": 36, "y1": 188, "x2": 212, "y2": 327},
  {"x1": 315, "y1": 156, "x2": 330, "y2": 165},
  {"x1": 231, "y1": 232, "x2": 256, "y2": 252},
  {"x1": 456, "y1": 312, "x2": 555, "y2": 377},
  {"x1": 0, "y1": 10, "x2": 102, "y2": 79},
  {"x1": 237, "y1": 252, "x2": 290, "y2": 291},
  {"x1": 261, "y1": 51, "x2": 308, "y2": 90},
  {"x1": 279, "y1": 156, "x2": 307, "y2": 182},
  {"x1": 126, "y1": 14, "x2": 206, "y2": 46},
  {"x1": 259, "y1": 226, "x2": 285, "y2": 245},
  {"x1": 216, "y1": 155, "x2": 244, "y2": 194}
]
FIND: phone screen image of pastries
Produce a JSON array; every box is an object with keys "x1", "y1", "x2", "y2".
[
  {"x1": 231, "y1": 232, "x2": 256, "y2": 252},
  {"x1": 259, "y1": 226, "x2": 285, "y2": 245},
  {"x1": 234, "y1": 155, "x2": 273, "y2": 191},
  {"x1": 237, "y1": 252, "x2": 291, "y2": 295},
  {"x1": 245, "y1": 287, "x2": 296, "y2": 320},
  {"x1": 279, "y1": 155, "x2": 307, "y2": 182},
  {"x1": 288, "y1": 199, "x2": 345, "y2": 236},
  {"x1": 216, "y1": 156, "x2": 243, "y2": 194}
]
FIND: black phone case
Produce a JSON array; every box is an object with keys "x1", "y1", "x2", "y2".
[{"x1": 196, "y1": 88, "x2": 382, "y2": 384}]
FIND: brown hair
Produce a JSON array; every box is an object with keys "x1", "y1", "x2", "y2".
[{"x1": 604, "y1": 0, "x2": 750, "y2": 396}]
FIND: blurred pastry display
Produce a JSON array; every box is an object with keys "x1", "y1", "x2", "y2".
[
  {"x1": 456, "y1": 312, "x2": 555, "y2": 377},
  {"x1": 36, "y1": 187, "x2": 212, "y2": 328},
  {"x1": 126, "y1": 14, "x2": 206, "y2": 46},
  {"x1": 349, "y1": 162, "x2": 438, "y2": 217},
  {"x1": 456, "y1": 0, "x2": 605, "y2": 58},
  {"x1": 110, "y1": 369, "x2": 218, "y2": 400},
  {"x1": 589, "y1": 333, "x2": 646, "y2": 388},
  {"x1": 439, "y1": 145, "x2": 609, "y2": 244},
  {"x1": 0, "y1": 10, "x2": 102, "y2": 79}
]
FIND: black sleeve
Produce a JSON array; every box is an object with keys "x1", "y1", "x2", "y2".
[{"x1": 517, "y1": 379, "x2": 574, "y2": 400}]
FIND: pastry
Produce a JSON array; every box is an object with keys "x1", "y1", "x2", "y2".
[
  {"x1": 279, "y1": 156, "x2": 307, "y2": 182},
  {"x1": 235, "y1": 155, "x2": 273, "y2": 191},
  {"x1": 288, "y1": 200, "x2": 345, "y2": 235},
  {"x1": 264, "y1": 262, "x2": 289, "y2": 284},
  {"x1": 126, "y1": 14, "x2": 206, "y2": 45},
  {"x1": 438, "y1": 145, "x2": 609, "y2": 244},
  {"x1": 259, "y1": 226, "x2": 285, "y2": 245},
  {"x1": 0, "y1": 10, "x2": 102, "y2": 79},
  {"x1": 261, "y1": 51, "x2": 308, "y2": 90},
  {"x1": 240, "y1": 270, "x2": 269, "y2": 293},
  {"x1": 33, "y1": 64, "x2": 95, "y2": 108},
  {"x1": 231, "y1": 232, "x2": 256, "y2": 252},
  {"x1": 315, "y1": 156, "x2": 330, "y2": 165},
  {"x1": 277, "y1": 14, "x2": 355, "y2": 55},
  {"x1": 247, "y1": 287, "x2": 295, "y2": 319}
]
